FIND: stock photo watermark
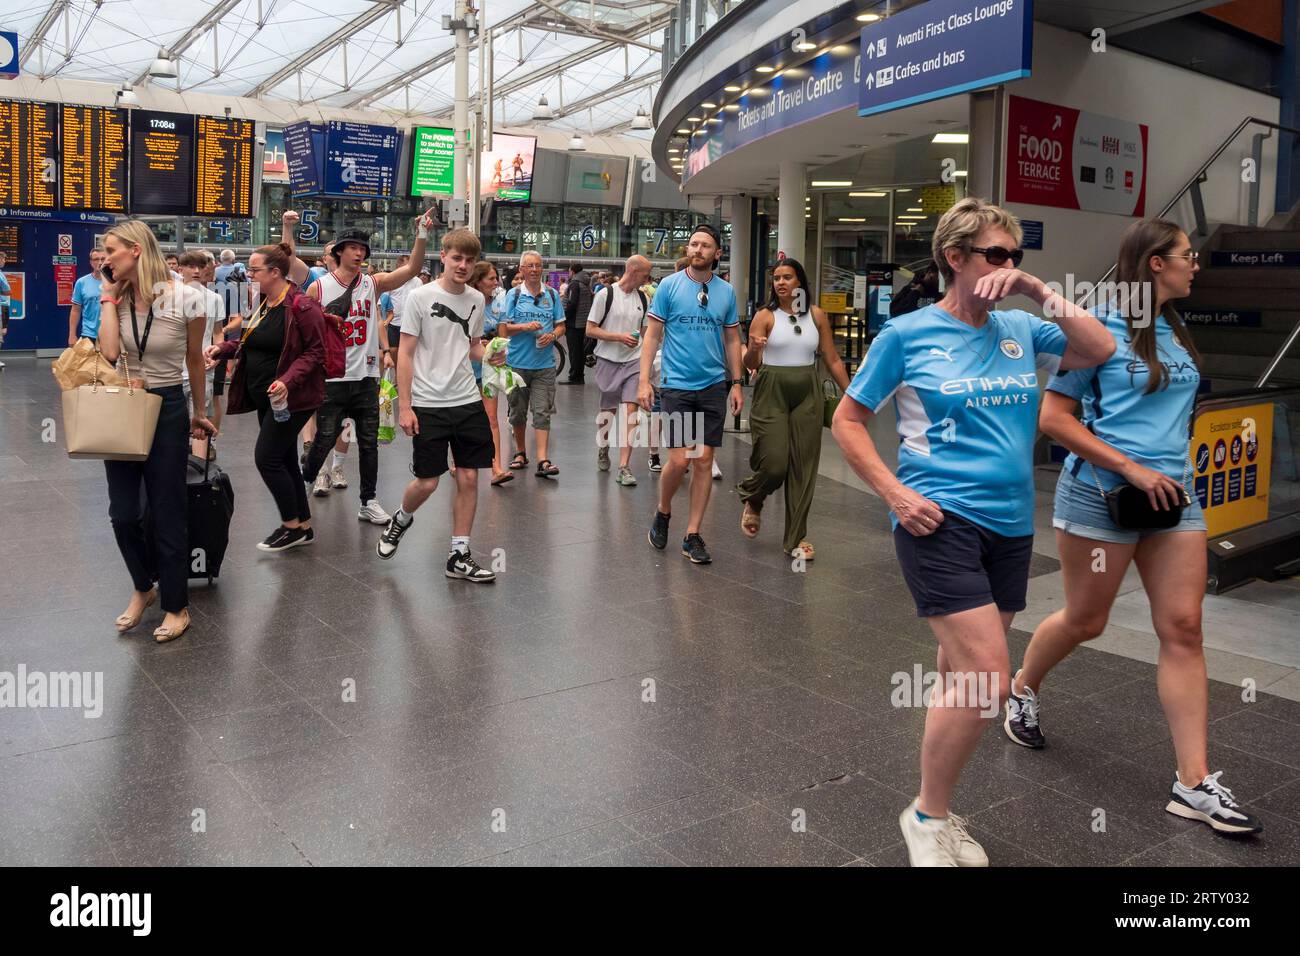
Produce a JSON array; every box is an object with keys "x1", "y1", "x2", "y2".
[{"x1": 0, "y1": 665, "x2": 103, "y2": 718}]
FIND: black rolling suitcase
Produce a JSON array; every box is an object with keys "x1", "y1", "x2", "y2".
[
  {"x1": 184, "y1": 451, "x2": 234, "y2": 584},
  {"x1": 145, "y1": 448, "x2": 235, "y2": 585}
]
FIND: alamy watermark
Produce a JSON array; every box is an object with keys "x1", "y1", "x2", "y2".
[
  {"x1": 1042, "y1": 275, "x2": 1154, "y2": 326},
  {"x1": 890, "y1": 664, "x2": 1001, "y2": 718},
  {"x1": 0, "y1": 665, "x2": 103, "y2": 718},
  {"x1": 596, "y1": 407, "x2": 706, "y2": 458}
]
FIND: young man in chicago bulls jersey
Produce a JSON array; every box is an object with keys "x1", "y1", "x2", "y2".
[{"x1": 301, "y1": 214, "x2": 432, "y2": 526}]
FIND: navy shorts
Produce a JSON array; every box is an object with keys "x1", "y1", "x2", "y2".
[
  {"x1": 660, "y1": 381, "x2": 727, "y2": 448},
  {"x1": 893, "y1": 510, "x2": 1034, "y2": 618}
]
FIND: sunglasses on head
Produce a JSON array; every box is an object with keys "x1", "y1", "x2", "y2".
[{"x1": 969, "y1": 245, "x2": 1024, "y2": 267}]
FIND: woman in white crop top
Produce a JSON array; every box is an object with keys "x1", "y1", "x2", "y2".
[{"x1": 737, "y1": 258, "x2": 850, "y2": 560}]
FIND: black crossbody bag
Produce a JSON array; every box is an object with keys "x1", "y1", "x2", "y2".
[{"x1": 1077, "y1": 422, "x2": 1193, "y2": 530}]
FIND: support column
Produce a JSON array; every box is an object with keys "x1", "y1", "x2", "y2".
[
  {"x1": 452, "y1": 0, "x2": 471, "y2": 228},
  {"x1": 729, "y1": 195, "x2": 751, "y2": 323},
  {"x1": 967, "y1": 88, "x2": 1006, "y2": 204},
  {"x1": 777, "y1": 161, "x2": 807, "y2": 263}
]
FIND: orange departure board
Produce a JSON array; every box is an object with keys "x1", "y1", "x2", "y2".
[
  {"x1": 0, "y1": 100, "x2": 58, "y2": 210},
  {"x1": 130, "y1": 108, "x2": 194, "y2": 216},
  {"x1": 60, "y1": 105, "x2": 129, "y2": 213},
  {"x1": 0, "y1": 224, "x2": 19, "y2": 265},
  {"x1": 195, "y1": 116, "x2": 255, "y2": 217}
]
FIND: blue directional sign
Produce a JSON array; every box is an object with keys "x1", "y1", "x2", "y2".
[
  {"x1": 284, "y1": 121, "x2": 324, "y2": 196},
  {"x1": 0, "y1": 32, "x2": 19, "y2": 78},
  {"x1": 323, "y1": 122, "x2": 402, "y2": 200},
  {"x1": 859, "y1": 0, "x2": 1033, "y2": 117}
]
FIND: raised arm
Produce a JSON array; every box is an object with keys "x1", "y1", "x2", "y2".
[
  {"x1": 375, "y1": 208, "x2": 434, "y2": 294},
  {"x1": 280, "y1": 211, "x2": 311, "y2": 287}
]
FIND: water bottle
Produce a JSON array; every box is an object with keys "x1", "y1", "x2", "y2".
[{"x1": 270, "y1": 388, "x2": 290, "y2": 423}]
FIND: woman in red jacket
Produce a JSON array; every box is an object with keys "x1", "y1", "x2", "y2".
[{"x1": 207, "y1": 243, "x2": 326, "y2": 553}]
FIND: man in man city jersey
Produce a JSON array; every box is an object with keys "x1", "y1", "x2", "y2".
[
  {"x1": 300, "y1": 213, "x2": 432, "y2": 528},
  {"x1": 639, "y1": 223, "x2": 743, "y2": 564}
]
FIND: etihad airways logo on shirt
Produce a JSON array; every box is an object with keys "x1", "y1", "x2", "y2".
[{"x1": 940, "y1": 372, "x2": 1038, "y2": 407}]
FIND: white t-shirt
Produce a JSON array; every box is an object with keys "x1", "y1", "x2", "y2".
[
  {"x1": 401, "y1": 279, "x2": 485, "y2": 408},
  {"x1": 588, "y1": 284, "x2": 647, "y2": 364},
  {"x1": 314, "y1": 270, "x2": 380, "y2": 381},
  {"x1": 387, "y1": 276, "x2": 422, "y2": 330},
  {"x1": 182, "y1": 286, "x2": 225, "y2": 383}
]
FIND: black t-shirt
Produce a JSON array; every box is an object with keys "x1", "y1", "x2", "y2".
[{"x1": 242, "y1": 303, "x2": 286, "y2": 409}]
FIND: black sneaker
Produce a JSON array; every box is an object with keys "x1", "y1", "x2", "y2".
[
  {"x1": 681, "y1": 533, "x2": 712, "y2": 564},
  {"x1": 376, "y1": 515, "x2": 412, "y2": 559},
  {"x1": 1166, "y1": 772, "x2": 1263, "y2": 834},
  {"x1": 648, "y1": 511, "x2": 670, "y2": 550},
  {"x1": 257, "y1": 525, "x2": 312, "y2": 553},
  {"x1": 1004, "y1": 674, "x2": 1044, "y2": 748},
  {"x1": 648, "y1": 454, "x2": 662, "y2": 473},
  {"x1": 446, "y1": 549, "x2": 496, "y2": 582}
]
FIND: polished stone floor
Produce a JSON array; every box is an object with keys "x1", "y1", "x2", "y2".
[{"x1": 1, "y1": 354, "x2": 1297, "y2": 866}]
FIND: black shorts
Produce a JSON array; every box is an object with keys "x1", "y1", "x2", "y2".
[
  {"x1": 411, "y1": 402, "x2": 495, "y2": 478},
  {"x1": 893, "y1": 510, "x2": 1034, "y2": 618},
  {"x1": 660, "y1": 381, "x2": 728, "y2": 448}
]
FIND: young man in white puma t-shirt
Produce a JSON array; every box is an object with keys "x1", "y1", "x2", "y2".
[{"x1": 375, "y1": 229, "x2": 506, "y2": 582}]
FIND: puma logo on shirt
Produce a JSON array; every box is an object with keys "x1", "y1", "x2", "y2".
[
  {"x1": 431, "y1": 301, "x2": 477, "y2": 340},
  {"x1": 928, "y1": 346, "x2": 955, "y2": 362}
]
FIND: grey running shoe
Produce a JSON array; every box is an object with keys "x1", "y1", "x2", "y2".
[{"x1": 1166, "y1": 772, "x2": 1262, "y2": 834}]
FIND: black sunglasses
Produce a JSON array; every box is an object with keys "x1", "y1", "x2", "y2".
[
  {"x1": 788, "y1": 311, "x2": 803, "y2": 334},
  {"x1": 970, "y1": 245, "x2": 1024, "y2": 267},
  {"x1": 697, "y1": 282, "x2": 709, "y2": 308}
]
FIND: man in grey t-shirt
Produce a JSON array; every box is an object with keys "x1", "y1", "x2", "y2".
[{"x1": 586, "y1": 255, "x2": 652, "y2": 485}]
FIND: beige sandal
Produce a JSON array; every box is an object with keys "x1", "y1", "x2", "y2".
[
  {"x1": 153, "y1": 608, "x2": 191, "y2": 644},
  {"x1": 115, "y1": 589, "x2": 157, "y2": 632},
  {"x1": 791, "y1": 541, "x2": 815, "y2": 561},
  {"x1": 741, "y1": 503, "x2": 761, "y2": 538}
]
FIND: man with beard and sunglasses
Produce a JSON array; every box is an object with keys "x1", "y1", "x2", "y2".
[
  {"x1": 638, "y1": 223, "x2": 742, "y2": 565},
  {"x1": 831, "y1": 198, "x2": 1115, "y2": 866}
]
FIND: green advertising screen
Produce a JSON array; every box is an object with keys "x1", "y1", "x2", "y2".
[{"x1": 409, "y1": 126, "x2": 456, "y2": 197}]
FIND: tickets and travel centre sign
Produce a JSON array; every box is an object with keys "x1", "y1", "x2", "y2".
[
  {"x1": 858, "y1": 0, "x2": 1033, "y2": 116},
  {"x1": 685, "y1": 43, "x2": 859, "y2": 180}
]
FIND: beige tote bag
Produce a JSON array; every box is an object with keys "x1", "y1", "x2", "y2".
[{"x1": 63, "y1": 351, "x2": 162, "y2": 461}]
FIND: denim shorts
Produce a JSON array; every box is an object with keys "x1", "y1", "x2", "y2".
[{"x1": 1052, "y1": 466, "x2": 1207, "y2": 544}]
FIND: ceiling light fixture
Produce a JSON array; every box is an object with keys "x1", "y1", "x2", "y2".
[
  {"x1": 701, "y1": 102, "x2": 717, "y2": 109},
  {"x1": 931, "y1": 132, "x2": 969, "y2": 144},
  {"x1": 148, "y1": 48, "x2": 179, "y2": 79},
  {"x1": 756, "y1": 65, "x2": 775, "y2": 73},
  {"x1": 568, "y1": 134, "x2": 586, "y2": 151},
  {"x1": 856, "y1": 13, "x2": 882, "y2": 22},
  {"x1": 115, "y1": 84, "x2": 139, "y2": 108},
  {"x1": 849, "y1": 191, "x2": 887, "y2": 197},
  {"x1": 532, "y1": 95, "x2": 555, "y2": 120},
  {"x1": 810, "y1": 180, "x2": 852, "y2": 187},
  {"x1": 839, "y1": 217, "x2": 866, "y2": 223},
  {"x1": 631, "y1": 106, "x2": 652, "y2": 130},
  {"x1": 724, "y1": 84, "x2": 742, "y2": 92}
]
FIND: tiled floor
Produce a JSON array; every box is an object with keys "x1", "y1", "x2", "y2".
[{"x1": 2, "y1": 355, "x2": 1297, "y2": 866}]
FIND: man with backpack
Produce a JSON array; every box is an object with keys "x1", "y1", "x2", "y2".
[
  {"x1": 562, "y1": 262, "x2": 594, "y2": 385},
  {"x1": 300, "y1": 212, "x2": 433, "y2": 528},
  {"x1": 585, "y1": 256, "x2": 652, "y2": 486}
]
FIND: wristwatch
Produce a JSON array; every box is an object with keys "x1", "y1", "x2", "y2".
[{"x1": 726, "y1": 378, "x2": 742, "y2": 387}]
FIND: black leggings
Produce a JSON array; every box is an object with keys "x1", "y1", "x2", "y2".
[{"x1": 255, "y1": 406, "x2": 315, "y2": 523}]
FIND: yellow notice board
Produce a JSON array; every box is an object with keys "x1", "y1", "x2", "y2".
[
  {"x1": 919, "y1": 184, "x2": 957, "y2": 213},
  {"x1": 819, "y1": 292, "x2": 849, "y2": 312},
  {"x1": 1191, "y1": 403, "x2": 1273, "y2": 536}
]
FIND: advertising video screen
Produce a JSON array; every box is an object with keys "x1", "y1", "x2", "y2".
[{"x1": 480, "y1": 134, "x2": 535, "y2": 203}]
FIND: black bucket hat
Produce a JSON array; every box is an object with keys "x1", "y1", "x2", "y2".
[{"x1": 331, "y1": 229, "x2": 372, "y2": 261}]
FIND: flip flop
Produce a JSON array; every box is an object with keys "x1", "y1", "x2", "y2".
[
  {"x1": 535, "y1": 459, "x2": 559, "y2": 478},
  {"x1": 509, "y1": 453, "x2": 529, "y2": 470},
  {"x1": 741, "y1": 503, "x2": 761, "y2": 538},
  {"x1": 491, "y1": 472, "x2": 515, "y2": 486}
]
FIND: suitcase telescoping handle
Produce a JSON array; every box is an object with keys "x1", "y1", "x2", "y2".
[{"x1": 204, "y1": 436, "x2": 214, "y2": 482}]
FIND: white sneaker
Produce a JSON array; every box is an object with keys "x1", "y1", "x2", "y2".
[
  {"x1": 312, "y1": 472, "x2": 332, "y2": 497},
  {"x1": 330, "y1": 464, "x2": 349, "y2": 489},
  {"x1": 711, "y1": 460, "x2": 723, "y2": 480},
  {"x1": 358, "y1": 499, "x2": 391, "y2": 525},
  {"x1": 898, "y1": 798, "x2": 988, "y2": 867}
]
